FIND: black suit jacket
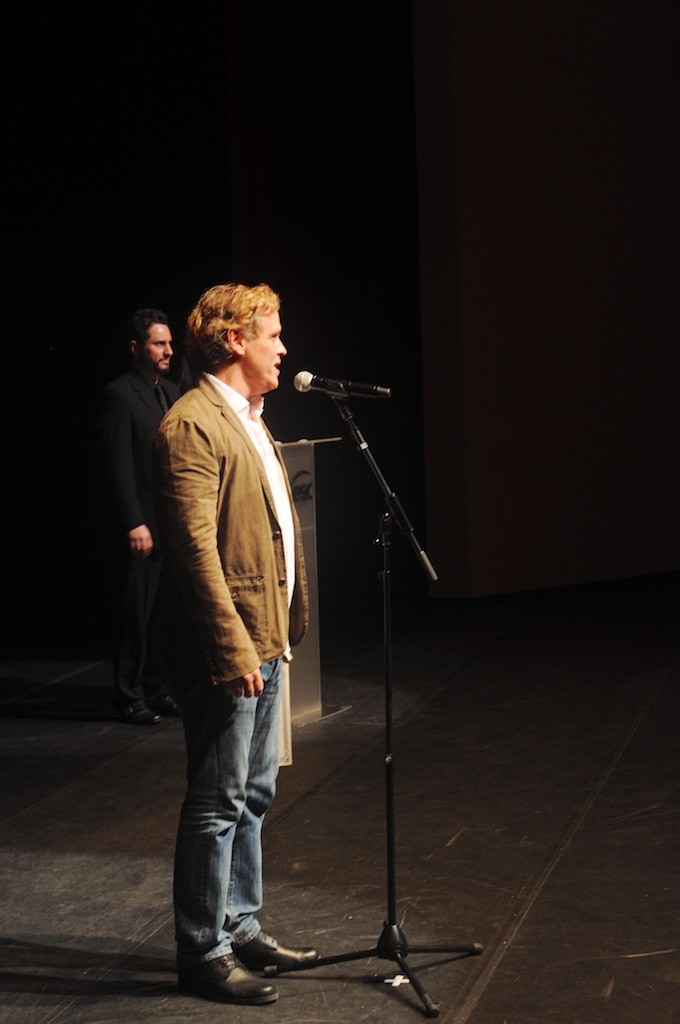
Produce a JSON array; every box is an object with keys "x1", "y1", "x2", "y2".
[{"x1": 98, "y1": 370, "x2": 181, "y2": 538}]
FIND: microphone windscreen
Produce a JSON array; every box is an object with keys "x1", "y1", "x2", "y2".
[{"x1": 294, "y1": 370, "x2": 313, "y2": 392}]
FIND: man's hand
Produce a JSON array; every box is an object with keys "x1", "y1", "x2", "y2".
[
  {"x1": 128, "y1": 524, "x2": 153, "y2": 558},
  {"x1": 224, "y1": 667, "x2": 264, "y2": 698}
]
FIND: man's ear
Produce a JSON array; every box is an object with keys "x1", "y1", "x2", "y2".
[{"x1": 226, "y1": 328, "x2": 246, "y2": 356}]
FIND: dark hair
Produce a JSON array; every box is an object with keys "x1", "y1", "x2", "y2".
[{"x1": 127, "y1": 308, "x2": 170, "y2": 344}]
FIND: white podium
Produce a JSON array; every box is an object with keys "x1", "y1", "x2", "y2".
[{"x1": 278, "y1": 437, "x2": 340, "y2": 764}]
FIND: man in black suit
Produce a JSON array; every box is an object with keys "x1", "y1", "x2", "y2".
[{"x1": 98, "y1": 309, "x2": 182, "y2": 724}]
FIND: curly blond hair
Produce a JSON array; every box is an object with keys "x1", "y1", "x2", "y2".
[{"x1": 184, "y1": 282, "x2": 281, "y2": 374}]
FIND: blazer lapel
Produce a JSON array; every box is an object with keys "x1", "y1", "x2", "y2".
[
  {"x1": 128, "y1": 371, "x2": 157, "y2": 415},
  {"x1": 209, "y1": 387, "x2": 279, "y2": 520}
]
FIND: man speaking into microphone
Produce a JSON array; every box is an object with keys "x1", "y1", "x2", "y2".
[{"x1": 152, "y1": 282, "x2": 318, "y2": 1006}]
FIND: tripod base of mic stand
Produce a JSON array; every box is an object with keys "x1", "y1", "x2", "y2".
[{"x1": 264, "y1": 922, "x2": 483, "y2": 1018}]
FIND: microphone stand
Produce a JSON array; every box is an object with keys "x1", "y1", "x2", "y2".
[{"x1": 270, "y1": 393, "x2": 482, "y2": 1018}]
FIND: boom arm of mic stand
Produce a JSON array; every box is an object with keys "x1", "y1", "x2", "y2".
[{"x1": 330, "y1": 396, "x2": 438, "y2": 583}]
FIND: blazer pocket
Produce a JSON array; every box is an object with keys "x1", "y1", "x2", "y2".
[{"x1": 226, "y1": 574, "x2": 269, "y2": 649}]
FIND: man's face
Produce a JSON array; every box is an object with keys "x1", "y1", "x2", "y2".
[
  {"x1": 242, "y1": 311, "x2": 286, "y2": 397},
  {"x1": 132, "y1": 323, "x2": 173, "y2": 378}
]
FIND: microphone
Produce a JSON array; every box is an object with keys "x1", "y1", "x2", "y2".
[{"x1": 293, "y1": 370, "x2": 391, "y2": 400}]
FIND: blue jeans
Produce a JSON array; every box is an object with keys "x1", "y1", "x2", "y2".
[{"x1": 174, "y1": 656, "x2": 282, "y2": 966}]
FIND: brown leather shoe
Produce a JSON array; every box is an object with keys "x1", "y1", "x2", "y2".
[
  {"x1": 177, "y1": 953, "x2": 278, "y2": 1004},
  {"x1": 236, "y1": 930, "x2": 319, "y2": 973}
]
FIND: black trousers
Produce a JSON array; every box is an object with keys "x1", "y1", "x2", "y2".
[{"x1": 111, "y1": 548, "x2": 170, "y2": 710}]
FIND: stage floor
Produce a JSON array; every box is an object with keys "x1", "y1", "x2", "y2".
[{"x1": 1, "y1": 573, "x2": 679, "y2": 1023}]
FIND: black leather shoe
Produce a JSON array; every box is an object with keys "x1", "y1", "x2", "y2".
[
  {"x1": 148, "y1": 694, "x2": 182, "y2": 716},
  {"x1": 177, "y1": 953, "x2": 278, "y2": 1004},
  {"x1": 235, "y1": 930, "x2": 319, "y2": 973},
  {"x1": 118, "y1": 702, "x2": 161, "y2": 725}
]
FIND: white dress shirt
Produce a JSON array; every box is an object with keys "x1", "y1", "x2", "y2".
[{"x1": 207, "y1": 375, "x2": 296, "y2": 610}]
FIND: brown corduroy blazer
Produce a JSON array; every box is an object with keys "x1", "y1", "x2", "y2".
[{"x1": 152, "y1": 375, "x2": 308, "y2": 690}]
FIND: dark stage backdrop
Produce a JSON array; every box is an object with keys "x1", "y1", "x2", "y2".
[
  {"x1": 412, "y1": 1, "x2": 680, "y2": 598},
  {"x1": 4, "y1": 2, "x2": 678, "y2": 659}
]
